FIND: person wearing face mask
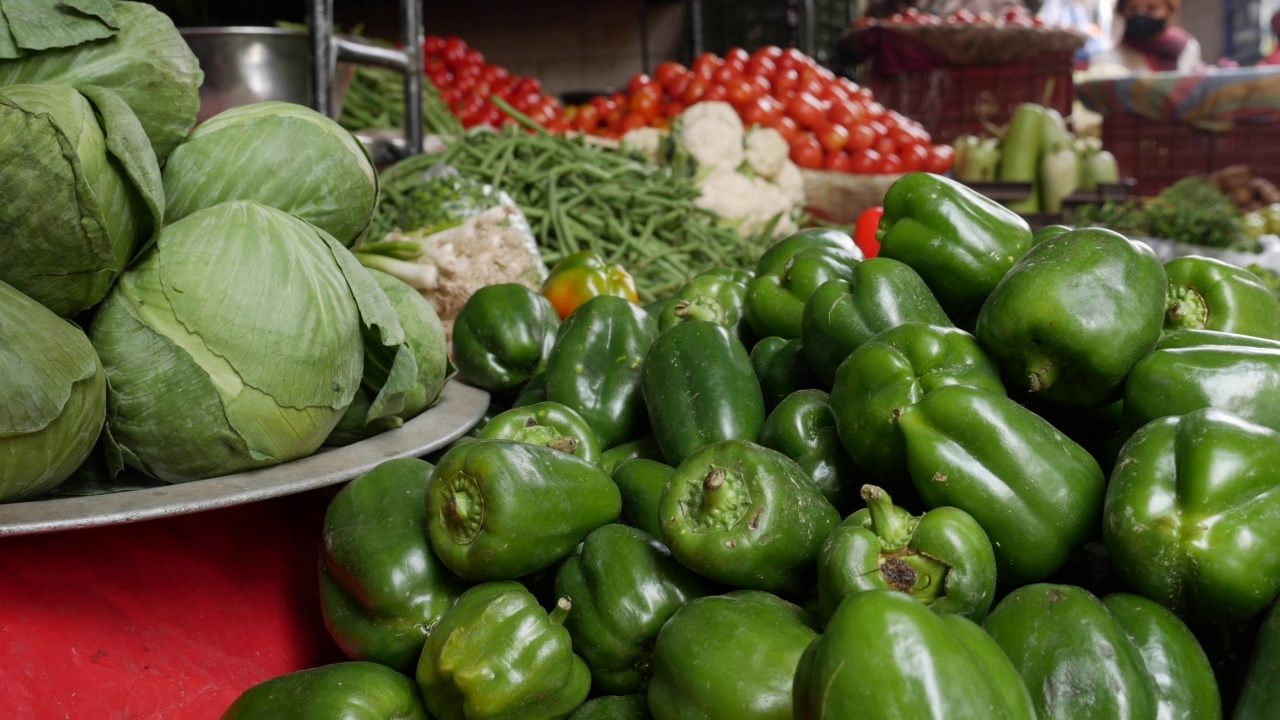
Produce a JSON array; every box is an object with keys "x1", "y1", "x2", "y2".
[{"x1": 1087, "y1": 0, "x2": 1202, "y2": 76}]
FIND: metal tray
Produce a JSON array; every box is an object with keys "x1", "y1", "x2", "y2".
[{"x1": 0, "y1": 381, "x2": 489, "y2": 537}]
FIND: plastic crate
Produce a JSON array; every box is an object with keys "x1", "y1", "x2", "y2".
[
  {"x1": 864, "y1": 51, "x2": 1076, "y2": 145},
  {"x1": 1100, "y1": 114, "x2": 1280, "y2": 197}
]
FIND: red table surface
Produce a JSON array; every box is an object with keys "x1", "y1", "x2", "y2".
[{"x1": 0, "y1": 489, "x2": 347, "y2": 719}]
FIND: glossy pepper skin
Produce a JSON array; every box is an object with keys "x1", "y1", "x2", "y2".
[
  {"x1": 793, "y1": 589, "x2": 1036, "y2": 720},
  {"x1": 1104, "y1": 408, "x2": 1280, "y2": 624},
  {"x1": 542, "y1": 250, "x2": 640, "y2": 320},
  {"x1": 545, "y1": 295, "x2": 658, "y2": 449},
  {"x1": 1123, "y1": 345, "x2": 1280, "y2": 435},
  {"x1": 975, "y1": 227, "x2": 1167, "y2": 407},
  {"x1": 829, "y1": 322, "x2": 1004, "y2": 492},
  {"x1": 757, "y1": 388, "x2": 858, "y2": 512},
  {"x1": 1156, "y1": 328, "x2": 1280, "y2": 351},
  {"x1": 817, "y1": 484, "x2": 996, "y2": 624},
  {"x1": 568, "y1": 696, "x2": 651, "y2": 720},
  {"x1": 1236, "y1": 600, "x2": 1280, "y2": 719},
  {"x1": 744, "y1": 246, "x2": 861, "y2": 340},
  {"x1": 477, "y1": 401, "x2": 602, "y2": 466},
  {"x1": 425, "y1": 439, "x2": 621, "y2": 581},
  {"x1": 641, "y1": 321, "x2": 765, "y2": 466},
  {"x1": 876, "y1": 172, "x2": 1032, "y2": 318},
  {"x1": 415, "y1": 581, "x2": 591, "y2": 720},
  {"x1": 750, "y1": 336, "x2": 822, "y2": 411},
  {"x1": 899, "y1": 384, "x2": 1106, "y2": 584},
  {"x1": 600, "y1": 435, "x2": 664, "y2": 475},
  {"x1": 553, "y1": 524, "x2": 712, "y2": 694},
  {"x1": 649, "y1": 590, "x2": 818, "y2": 720},
  {"x1": 800, "y1": 259, "x2": 951, "y2": 386},
  {"x1": 319, "y1": 459, "x2": 468, "y2": 674},
  {"x1": 658, "y1": 440, "x2": 840, "y2": 594},
  {"x1": 452, "y1": 283, "x2": 561, "y2": 394},
  {"x1": 1163, "y1": 255, "x2": 1280, "y2": 340},
  {"x1": 510, "y1": 371, "x2": 548, "y2": 407},
  {"x1": 612, "y1": 458, "x2": 673, "y2": 539},
  {"x1": 754, "y1": 228, "x2": 860, "y2": 275},
  {"x1": 221, "y1": 661, "x2": 429, "y2": 720},
  {"x1": 983, "y1": 584, "x2": 1222, "y2": 720},
  {"x1": 657, "y1": 270, "x2": 754, "y2": 347}
]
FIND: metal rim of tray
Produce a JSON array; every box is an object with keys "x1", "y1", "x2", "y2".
[{"x1": 0, "y1": 381, "x2": 489, "y2": 537}]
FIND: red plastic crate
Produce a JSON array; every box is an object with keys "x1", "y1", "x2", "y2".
[{"x1": 865, "y1": 51, "x2": 1075, "y2": 145}]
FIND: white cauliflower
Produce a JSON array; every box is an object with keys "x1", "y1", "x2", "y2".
[
  {"x1": 774, "y1": 162, "x2": 806, "y2": 207},
  {"x1": 620, "y1": 126, "x2": 666, "y2": 165},
  {"x1": 744, "y1": 127, "x2": 790, "y2": 180},
  {"x1": 695, "y1": 167, "x2": 799, "y2": 239},
  {"x1": 676, "y1": 101, "x2": 745, "y2": 173}
]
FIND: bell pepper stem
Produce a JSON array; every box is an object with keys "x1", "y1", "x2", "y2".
[
  {"x1": 1023, "y1": 346, "x2": 1062, "y2": 393},
  {"x1": 861, "y1": 484, "x2": 911, "y2": 546},
  {"x1": 1166, "y1": 286, "x2": 1208, "y2": 331},
  {"x1": 673, "y1": 299, "x2": 721, "y2": 324},
  {"x1": 549, "y1": 596, "x2": 572, "y2": 626}
]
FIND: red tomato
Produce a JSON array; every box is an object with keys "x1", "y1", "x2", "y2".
[
  {"x1": 780, "y1": 47, "x2": 813, "y2": 70},
  {"x1": 630, "y1": 88, "x2": 662, "y2": 121},
  {"x1": 480, "y1": 64, "x2": 510, "y2": 85},
  {"x1": 850, "y1": 148, "x2": 882, "y2": 174},
  {"x1": 664, "y1": 70, "x2": 692, "y2": 100},
  {"x1": 826, "y1": 100, "x2": 863, "y2": 127},
  {"x1": 749, "y1": 74, "x2": 772, "y2": 98},
  {"x1": 789, "y1": 133, "x2": 824, "y2": 169},
  {"x1": 691, "y1": 52, "x2": 722, "y2": 80},
  {"x1": 771, "y1": 68, "x2": 800, "y2": 98},
  {"x1": 702, "y1": 84, "x2": 729, "y2": 102},
  {"x1": 462, "y1": 48, "x2": 485, "y2": 68},
  {"x1": 925, "y1": 145, "x2": 956, "y2": 174},
  {"x1": 545, "y1": 117, "x2": 570, "y2": 134},
  {"x1": 663, "y1": 101, "x2": 685, "y2": 119},
  {"x1": 823, "y1": 150, "x2": 853, "y2": 173},
  {"x1": 741, "y1": 95, "x2": 784, "y2": 127},
  {"x1": 865, "y1": 101, "x2": 887, "y2": 118},
  {"x1": 619, "y1": 112, "x2": 649, "y2": 133},
  {"x1": 627, "y1": 73, "x2": 653, "y2": 97},
  {"x1": 724, "y1": 76, "x2": 758, "y2": 107},
  {"x1": 428, "y1": 70, "x2": 453, "y2": 89},
  {"x1": 786, "y1": 92, "x2": 827, "y2": 130},
  {"x1": 771, "y1": 115, "x2": 800, "y2": 143},
  {"x1": 815, "y1": 121, "x2": 850, "y2": 153},
  {"x1": 889, "y1": 126, "x2": 918, "y2": 149},
  {"x1": 854, "y1": 206, "x2": 884, "y2": 257},
  {"x1": 900, "y1": 143, "x2": 929, "y2": 172},
  {"x1": 682, "y1": 78, "x2": 709, "y2": 105},
  {"x1": 514, "y1": 77, "x2": 544, "y2": 98},
  {"x1": 440, "y1": 87, "x2": 463, "y2": 106},
  {"x1": 425, "y1": 57, "x2": 448, "y2": 77},
  {"x1": 575, "y1": 105, "x2": 601, "y2": 134},
  {"x1": 713, "y1": 64, "x2": 742, "y2": 86},
  {"x1": 873, "y1": 135, "x2": 898, "y2": 156},
  {"x1": 653, "y1": 62, "x2": 686, "y2": 87},
  {"x1": 753, "y1": 45, "x2": 784, "y2": 61},
  {"x1": 745, "y1": 54, "x2": 777, "y2": 78},
  {"x1": 724, "y1": 47, "x2": 749, "y2": 73},
  {"x1": 878, "y1": 152, "x2": 905, "y2": 174},
  {"x1": 442, "y1": 37, "x2": 468, "y2": 67},
  {"x1": 424, "y1": 35, "x2": 445, "y2": 56},
  {"x1": 511, "y1": 91, "x2": 540, "y2": 112},
  {"x1": 589, "y1": 96, "x2": 615, "y2": 115},
  {"x1": 797, "y1": 76, "x2": 826, "y2": 99}
]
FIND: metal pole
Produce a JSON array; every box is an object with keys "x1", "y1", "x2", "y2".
[
  {"x1": 309, "y1": 0, "x2": 336, "y2": 119},
  {"x1": 401, "y1": 0, "x2": 424, "y2": 154}
]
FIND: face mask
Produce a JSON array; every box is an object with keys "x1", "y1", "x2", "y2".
[{"x1": 1124, "y1": 14, "x2": 1168, "y2": 41}]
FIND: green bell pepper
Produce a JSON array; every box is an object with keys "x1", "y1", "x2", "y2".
[
  {"x1": 793, "y1": 589, "x2": 1036, "y2": 720},
  {"x1": 452, "y1": 283, "x2": 561, "y2": 394},
  {"x1": 1163, "y1": 255, "x2": 1280, "y2": 340},
  {"x1": 1031, "y1": 223, "x2": 1072, "y2": 246},
  {"x1": 899, "y1": 384, "x2": 1105, "y2": 584},
  {"x1": 425, "y1": 439, "x2": 621, "y2": 581},
  {"x1": 648, "y1": 590, "x2": 818, "y2": 720},
  {"x1": 816, "y1": 484, "x2": 996, "y2": 624},
  {"x1": 612, "y1": 457, "x2": 673, "y2": 539},
  {"x1": 510, "y1": 371, "x2": 548, "y2": 408},
  {"x1": 554, "y1": 524, "x2": 712, "y2": 694},
  {"x1": 568, "y1": 696, "x2": 651, "y2": 720},
  {"x1": 829, "y1": 322, "x2": 1004, "y2": 494},
  {"x1": 415, "y1": 581, "x2": 591, "y2": 720},
  {"x1": 641, "y1": 321, "x2": 765, "y2": 466},
  {"x1": 545, "y1": 295, "x2": 658, "y2": 449},
  {"x1": 1123, "y1": 345, "x2": 1280, "y2": 435},
  {"x1": 756, "y1": 388, "x2": 857, "y2": 512},
  {"x1": 744, "y1": 246, "x2": 861, "y2": 340},
  {"x1": 750, "y1": 336, "x2": 823, "y2": 411},
  {"x1": 755, "y1": 228, "x2": 859, "y2": 276},
  {"x1": 657, "y1": 270, "x2": 754, "y2": 348},
  {"x1": 1104, "y1": 407, "x2": 1280, "y2": 624},
  {"x1": 983, "y1": 584, "x2": 1222, "y2": 720},
  {"x1": 476, "y1": 401, "x2": 601, "y2": 466},
  {"x1": 658, "y1": 440, "x2": 840, "y2": 594},
  {"x1": 800, "y1": 259, "x2": 952, "y2": 386},
  {"x1": 976, "y1": 227, "x2": 1167, "y2": 407},
  {"x1": 319, "y1": 458, "x2": 468, "y2": 674},
  {"x1": 600, "y1": 435, "x2": 664, "y2": 475},
  {"x1": 876, "y1": 172, "x2": 1032, "y2": 318},
  {"x1": 1236, "y1": 600, "x2": 1280, "y2": 719},
  {"x1": 221, "y1": 662, "x2": 429, "y2": 720},
  {"x1": 1156, "y1": 328, "x2": 1280, "y2": 351}
]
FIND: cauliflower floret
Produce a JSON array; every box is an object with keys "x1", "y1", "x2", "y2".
[
  {"x1": 621, "y1": 126, "x2": 666, "y2": 165},
  {"x1": 774, "y1": 162, "x2": 806, "y2": 207},
  {"x1": 744, "y1": 127, "x2": 790, "y2": 180},
  {"x1": 695, "y1": 167, "x2": 800, "y2": 239},
  {"x1": 677, "y1": 101, "x2": 745, "y2": 173}
]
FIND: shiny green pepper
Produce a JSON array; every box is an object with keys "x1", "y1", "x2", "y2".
[
  {"x1": 477, "y1": 401, "x2": 601, "y2": 466},
  {"x1": 221, "y1": 662, "x2": 429, "y2": 720},
  {"x1": 1236, "y1": 599, "x2": 1280, "y2": 719},
  {"x1": 612, "y1": 457, "x2": 673, "y2": 539},
  {"x1": 1123, "y1": 345, "x2": 1280, "y2": 435},
  {"x1": 568, "y1": 696, "x2": 651, "y2": 720},
  {"x1": 744, "y1": 246, "x2": 861, "y2": 340},
  {"x1": 657, "y1": 270, "x2": 754, "y2": 347},
  {"x1": 1163, "y1": 255, "x2": 1280, "y2": 340},
  {"x1": 750, "y1": 336, "x2": 823, "y2": 411},
  {"x1": 757, "y1": 388, "x2": 858, "y2": 512},
  {"x1": 452, "y1": 283, "x2": 560, "y2": 394}
]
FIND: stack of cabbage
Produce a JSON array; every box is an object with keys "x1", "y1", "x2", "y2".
[{"x1": 0, "y1": 1, "x2": 451, "y2": 501}]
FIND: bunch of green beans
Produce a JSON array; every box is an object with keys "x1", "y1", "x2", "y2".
[
  {"x1": 339, "y1": 66, "x2": 463, "y2": 138},
  {"x1": 375, "y1": 125, "x2": 765, "y2": 301}
]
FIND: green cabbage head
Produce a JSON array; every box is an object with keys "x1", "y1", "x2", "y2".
[
  {"x1": 0, "y1": 82, "x2": 163, "y2": 317},
  {"x1": 90, "y1": 200, "x2": 415, "y2": 482},
  {"x1": 162, "y1": 101, "x2": 379, "y2": 247},
  {"x1": 0, "y1": 280, "x2": 106, "y2": 502}
]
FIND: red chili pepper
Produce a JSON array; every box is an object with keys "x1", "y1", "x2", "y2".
[{"x1": 854, "y1": 206, "x2": 884, "y2": 258}]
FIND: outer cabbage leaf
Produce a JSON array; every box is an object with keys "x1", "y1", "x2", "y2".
[
  {"x1": 162, "y1": 101, "x2": 379, "y2": 246},
  {"x1": 0, "y1": 1, "x2": 202, "y2": 163},
  {"x1": 0, "y1": 83, "x2": 159, "y2": 317},
  {"x1": 0, "y1": 0, "x2": 118, "y2": 59},
  {"x1": 0, "y1": 280, "x2": 106, "y2": 502},
  {"x1": 90, "y1": 202, "x2": 369, "y2": 482}
]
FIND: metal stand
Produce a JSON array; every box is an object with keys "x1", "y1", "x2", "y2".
[{"x1": 308, "y1": 0, "x2": 424, "y2": 156}]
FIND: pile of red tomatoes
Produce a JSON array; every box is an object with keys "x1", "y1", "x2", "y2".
[{"x1": 423, "y1": 35, "x2": 570, "y2": 133}]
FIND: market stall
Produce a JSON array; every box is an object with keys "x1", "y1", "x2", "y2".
[{"x1": 4, "y1": 1, "x2": 1280, "y2": 719}]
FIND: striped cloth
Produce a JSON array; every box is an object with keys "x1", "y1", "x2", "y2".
[{"x1": 1077, "y1": 67, "x2": 1280, "y2": 131}]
